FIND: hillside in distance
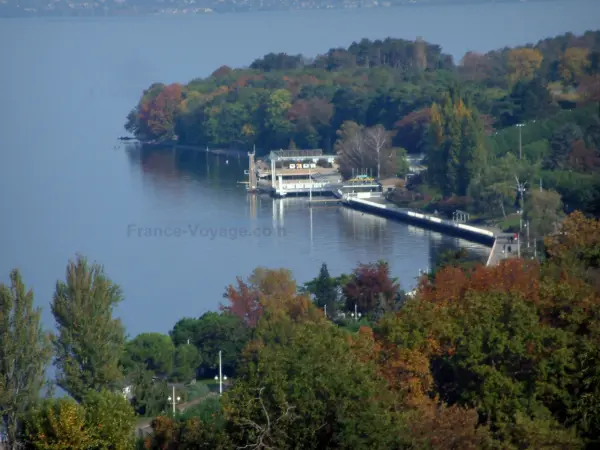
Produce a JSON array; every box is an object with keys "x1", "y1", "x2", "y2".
[{"x1": 0, "y1": 0, "x2": 554, "y2": 18}]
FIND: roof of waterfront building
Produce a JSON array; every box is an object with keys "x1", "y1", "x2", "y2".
[{"x1": 268, "y1": 149, "x2": 324, "y2": 160}]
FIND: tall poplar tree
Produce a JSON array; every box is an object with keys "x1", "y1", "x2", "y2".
[
  {"x1": 0, "y1": 269, "x2": 52, "y2": 450},
  {"x1": 51, "y1": 255, "x2": 125, "y2": 402},
  {"x1": 427, "y1": 89, "x2": 486, "y2": 197}
]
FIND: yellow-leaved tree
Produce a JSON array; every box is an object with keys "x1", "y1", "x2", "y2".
[{"x1": 506, "y1": 48, "x2": 543, "y2": 85}]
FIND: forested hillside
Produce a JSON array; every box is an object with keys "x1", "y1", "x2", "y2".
[
  {"x1": 126, "y1": 31, "x2": 600, "y2": 219},
  {"x1": 125, "y1": 31, "x2": 600, "y2": 152}
]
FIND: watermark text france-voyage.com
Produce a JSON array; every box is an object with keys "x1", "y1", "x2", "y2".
[{"x1": 126, "y1": 224, "x2": 285, "y2": 240}]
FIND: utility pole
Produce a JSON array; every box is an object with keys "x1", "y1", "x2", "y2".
[
  {"x1": 540, "y1": 178, "x2": 542, "y2": 192},
  {"x1": 515, "y1": 176, "x2": 527, "y2": 230},
  {"x1": 309, "y1": 166, "x2": 312, "y2": 204},
  {"x1": 517, "y1": 123, "x2": 525, "y2": 160},
  {"x1": 324, "y1": 304, "x2": 327, "y2": 317},
  {"x1": 517, "y1": 233, "x2": 521, "y2": 258}
]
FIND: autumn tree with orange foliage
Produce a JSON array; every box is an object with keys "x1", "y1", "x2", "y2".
[
  {"x1": 221, "y1": 267, "x2": 315, "y2": 328},
  {"x1": 138, "y1": 83, "x2": 184, "y2": 141}
]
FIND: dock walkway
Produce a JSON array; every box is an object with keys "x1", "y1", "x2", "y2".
[{"x1": 340, "y1": 194, "x2": 515, "y2": 267}]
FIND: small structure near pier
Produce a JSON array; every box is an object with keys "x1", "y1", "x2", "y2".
[{"x1": 255, "y1": 149, "x2": 340, "y2": 197}]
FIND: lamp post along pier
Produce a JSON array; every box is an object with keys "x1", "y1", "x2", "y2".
[
  {"x1": 215, "y1": 350, "x2": 228, "y2": 396},
  {"x1": 167, "y1": 385, "x2": 180, "y2": 416},
  {"x1": 350, "y1": 303, "x2": 362, "y2": 322}
]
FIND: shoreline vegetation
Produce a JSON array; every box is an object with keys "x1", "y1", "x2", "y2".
[
  {"x1": 125, "y1": 30, "x2": 600, "y2": 237},
  {"x1": 2, "y1": 212, "x2": 600, "y2": 448}
]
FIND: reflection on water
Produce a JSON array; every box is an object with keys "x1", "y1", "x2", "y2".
[
  {"x1": 337, "y1": 207, "x2": 389, "y2": 243},
  {"x1": 118, "y1": 144, "x2": 491, "y2": 331},
  {"x1": 127, "y1": 144, "x2": 247, "y2": 190}
]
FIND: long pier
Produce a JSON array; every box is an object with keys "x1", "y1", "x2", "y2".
[{"x1": 339, "y1": 194, "x2": 517, "y2": 266}]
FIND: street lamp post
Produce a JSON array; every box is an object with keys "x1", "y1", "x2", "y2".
[
  {"x1": 167, "y1": 385, "x2": 180, "y2": 416},
  {"x1": 214, "y1": 350, "x2": 228, "y2": 396},
  {"x1": 516, "y1": 123, "x2": 525, "y2": 160},
  {"x1": 350, "y1": 303, "x2": 362, "y2": 322},
  {"x1": 376, "y1": 147, "x2": 380, "y2": 181}
]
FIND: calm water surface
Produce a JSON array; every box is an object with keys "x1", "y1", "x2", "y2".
[{"x1": 1, "y1": 0, "x2": 599, "y2": 335}]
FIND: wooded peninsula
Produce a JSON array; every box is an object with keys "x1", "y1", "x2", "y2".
[{"x1": 126, "y1": 31, "x2": 600, "y2": 230}]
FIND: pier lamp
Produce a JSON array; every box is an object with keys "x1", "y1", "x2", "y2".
[
  {"x1": 214, "y1": 350, "x2": 228, "y2": 395},
  {"x1": 350, "y1": 303, "x2": 362, "y2": 322},
  {"x1": 167, "y1": 386, "x2": 180, "y2": 415}
]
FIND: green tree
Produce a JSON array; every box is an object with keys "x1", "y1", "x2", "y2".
[
  {"x1": 127, "y1": 367, "x2": 168, "y2": 417},
  {"x1": 524, "y1": 189, "x2": 564, "y2": 238},
  {"x1": 264, "y1": 89, "x2": 294, "y2": 147},
  {"x1": 122, "y1": 333, "x2": 175, "y2": 377},
  {"x1": 0, "y1": 270, "x2": 53, "y2": 450},
  {"x1": 224, "y1": 320, "x2": 404, "y2": 449},
  {"x1": 172, "y1": 344, "x2": 201, "y2": 382},
  {"x1": 395, "y1": 147, "x2": 410, "y2": 177},
  {"x1": 302, "y1": 263, "x2": 339, "y2": 315},
  {"x1": 82, "y1": 389, "x2": 136, "y2": 450},
  {"x1": 171, "y1": 312, "x2": 249, "y2": 377},
  {"x1": 51, "y1": 255, "x2": 126, "y2": 402},
  {"x1": 544, "y1": 123, "x2": 583, "y2": 170},
  {"x1": 23, "y1": 391, "x2": 136, "y2": 450},
  {"x1": 427, "y1": 91, "x2": 486, "y2": 196},
  {"x1": 169, "y1": 317, "x2": 201, "y2": 346},
  {"x1": 24, "y1": 397, "x2": 96, "y2": 450}
]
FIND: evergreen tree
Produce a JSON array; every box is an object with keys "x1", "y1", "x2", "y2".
[
  {"x1": 302, "y1": 263, "x2": 340, "y2": 317},
  {"x1": 445, "y1": 113, "x2": 462, "y2": 196},
  {"x1": 51, "y1": 255, "x2": 125, "y2": 402},
  {"x1": 313, "y1": 263, "x2": 338, "y2": 315},
  {"x1": 427, "y1": 91, "x2": 487, "y2": 197},
  {"x1": 0, "y1": 269, "x2": 52, "y2": 450}
]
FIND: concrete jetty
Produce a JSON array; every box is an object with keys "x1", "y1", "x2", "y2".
[{"x1": 340, "y1": 193, "x2": 517, "y2": 267}]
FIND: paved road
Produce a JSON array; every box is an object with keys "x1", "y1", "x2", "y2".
[
  {"x1": 134, "y1": 392, "x2": 220, "y2": 438},
  {"x1": 487, "y1": 233, "x2": 520, "y2": 266}
]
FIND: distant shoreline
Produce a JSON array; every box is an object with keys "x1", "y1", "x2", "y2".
[{"x1": 0, "y1": 0, "x2": 565, "y2": 20}]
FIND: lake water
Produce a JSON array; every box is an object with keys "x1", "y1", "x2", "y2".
[{"x1": 1, "y1": 0, "x2": 599, "y2": 336}]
